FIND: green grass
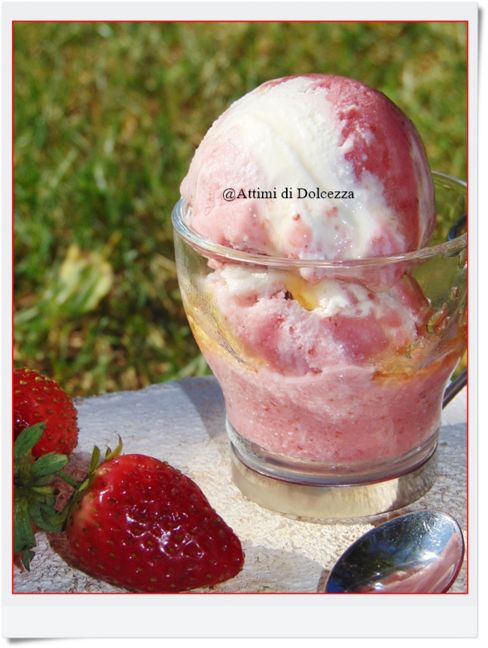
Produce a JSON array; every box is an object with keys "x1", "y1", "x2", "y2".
[{"x1": 14, "y1": 22, "x2": 467, "y2": 397}]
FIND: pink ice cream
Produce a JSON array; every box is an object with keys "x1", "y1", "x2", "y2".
[{"x1": 178, "y1": 75, "x2": 459, "y2": 476}]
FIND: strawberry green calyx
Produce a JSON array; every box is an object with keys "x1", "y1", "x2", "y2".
[
  {"x1": 68, "y1": 436, "x2": 123, "y2": 502},
  {"x1": 14, "y1": 430, "x2": 124, "y2": 571},
  {"x1": 13, "y1": 423, "x2": 69, "y2": 569}
]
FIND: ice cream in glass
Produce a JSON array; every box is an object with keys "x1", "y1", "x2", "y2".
[{"x1": 172, "y1": 75, "x2": 466, "y2": 516}]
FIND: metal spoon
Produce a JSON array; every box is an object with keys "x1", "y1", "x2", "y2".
[{"x1": 325, "y1": 510, "x2": 465, "y2": 593}]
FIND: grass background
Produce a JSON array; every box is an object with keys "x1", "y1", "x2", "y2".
[{"x1": 14, "y1": 22, "x2": 467, "y2": 397}]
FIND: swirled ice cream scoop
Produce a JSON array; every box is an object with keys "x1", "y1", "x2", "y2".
[{"x1": 181, "y1": 74, "x2": 435, "y2": 261}]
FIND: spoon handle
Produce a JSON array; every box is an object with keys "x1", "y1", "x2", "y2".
[{"x1": 442, "y1": 368, "x2": 467, "y2": 409}]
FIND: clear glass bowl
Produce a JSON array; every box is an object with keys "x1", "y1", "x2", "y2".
[{"x1": 172, "y1": 172, "x2": 466, "y2": 486}]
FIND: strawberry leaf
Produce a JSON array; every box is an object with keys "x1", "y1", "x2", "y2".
[
  {"x1": 105, "y1": 436, "x2": 123, "y2": 461},
  {"x1": 88, "y1": 446, "x2": 101, "y2": 474},
  {"x1": 31, "y1": 485, "x2": 57, "y2": 495},
  {"x1": 14, "y1": 496, "x2": 36, "y2": 568},
  {"x1": 19, "y1": 549, "x2": 35, "y2": 570},
  {"x1": 30, "y1": 501, "x2": 66, "y2": 533},
  {"x1": 30, "y1": 474, "x2": 64, "y2": 487},
  {"x1": 56, "y1": 471, "x2": 80, "y2": 488},
  {"x1": 14, "y1": 422, "x2": 45, "y2": 461},
  {"x1": 31, "y1": 452, "x2": 69, "y2": 479}
]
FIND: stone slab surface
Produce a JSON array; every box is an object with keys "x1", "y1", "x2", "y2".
[{"x1": 14, "y1": 377, "x2": 467, "y2": 594}]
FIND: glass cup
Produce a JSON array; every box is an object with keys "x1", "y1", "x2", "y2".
[{"x1": 172, "y1": 172, "x2": 466, "y2": 504}]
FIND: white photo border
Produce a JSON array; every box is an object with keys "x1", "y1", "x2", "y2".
[{"x1": 1, "y1": 1, "x2": 479, "y2": 639}]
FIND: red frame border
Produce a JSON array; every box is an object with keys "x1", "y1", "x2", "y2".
[{"x1": 11, "y1": 18, "x2": 470, "y2": 597}]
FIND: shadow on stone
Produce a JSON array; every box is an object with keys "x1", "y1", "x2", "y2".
[
  {"x1": 178, "y1": 376, "x2": 226, "y2": 441},
  {"x1": 198, "y1": 542, "x2": 326, "y2": 593}
]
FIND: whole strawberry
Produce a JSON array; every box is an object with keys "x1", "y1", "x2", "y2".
[
  {"x1": 65, "y1": 448, "x2": 244, "y2": 592},
  {"x1": 14, "y1": 368, "x2": 79, "y2": 457}
]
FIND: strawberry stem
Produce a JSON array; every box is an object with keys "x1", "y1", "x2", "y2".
[{"x1": 56, "y1": 472, "x2": 81, "y2": 488}]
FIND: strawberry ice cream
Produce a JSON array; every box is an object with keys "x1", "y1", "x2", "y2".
[
  {"x1": 176, "y1": 74, "x2": 464, "y2": 479},
  {"x1": 185, "y1": 261, "x2": 459, "y2": 472}
]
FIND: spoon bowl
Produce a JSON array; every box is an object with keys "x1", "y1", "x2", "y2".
[{"x1": 325, "y1": 511, "x2": 464, "y2": 593}]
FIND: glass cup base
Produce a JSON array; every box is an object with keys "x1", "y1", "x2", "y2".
[{"x1": 228, "y1": 419, "x2": 438, "y2": 522}]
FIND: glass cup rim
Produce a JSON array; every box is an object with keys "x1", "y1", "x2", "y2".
[{"x1": 172, "y1": 171, "x2": 467, "y2": 269}]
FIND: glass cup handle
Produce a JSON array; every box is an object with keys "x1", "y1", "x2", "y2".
[{"x1": 442, "y1": 369, "x2": 467, "y2": 409}]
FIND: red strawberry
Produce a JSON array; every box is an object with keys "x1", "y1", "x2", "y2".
[
  {"x1": 64, "y1": 448, "x2": 244, "y2": 592},
  {"x1": 14, "y1": 368, "x2": 79, "y2": 457}
]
